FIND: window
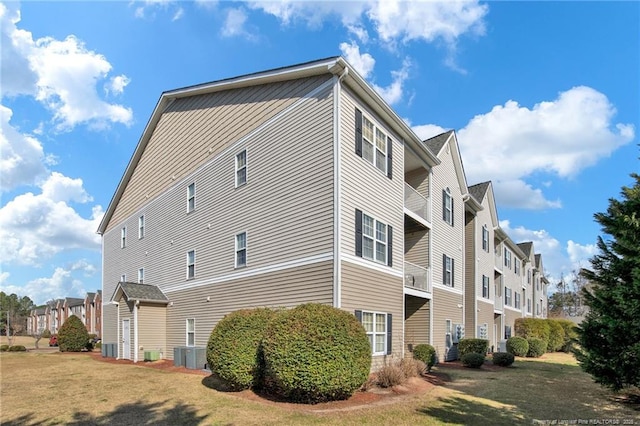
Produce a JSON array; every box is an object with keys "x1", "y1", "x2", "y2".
[
  {"x1": 505, "y1": 287, "x2": 512, "y2": 306},
  {"x1": 355, "y1": 109, "x2": 392, "y2": 178},
  {"x1": 443, "y1": 254, "x2": 454, "y2": 287},
  {"x1": 137, "y1": 268, "x2": 144, "y2": 284},
  {"x1": 235, "y1": 232, "x2": 247, "y2": 268},
  {"x1": 505, "y1": 325, "x2": 512, "y2": 339},
  {"x1": 504, "y1": 248, "x2": 512, "y2": 268},
  {"x1": 121, "y1": 227, "x2": 126, "y2": 248},
  {"x1": 356, "y1": 310, "x2": 390, "y2": 355},
  {"x1": 527, "y1": 269, "x2": 531, "y2": 284},
  {"x1": 235, "y1": 150, "x2": 247, "y2": 187},
  {"x1": 515, "y1": 292, "x2": 521, "y2": 309},
  {"x1": 186, "y1": 319, "x2": 195, "y2": 346},
  {"x1": 120, "y1": 274, "x2": 126, "y2": 283},
  {"x1": 355, "y1": 210, "x2": 392, "y2": 266},
  {"x1": 187, "y1": 183, "x2": 195, "y2": 213},
  {"x1": 536, "y1": 303, "x2": 541, "y2": 315},
  {"x1": 482, "y1": 275, "x2": 490, "y2": 298},
  {"x1": 138, "y1": 215, "x2": 145, "y2": 239},
  {"x1": 527, "y1": 298, "x2": 532, "y2": 313},
  {"x1": 515, "y1": 259, "x2": 520, "y2": 275},
  {"x1": 187, "y1": 250, "x2": 195, "y2": 279},
  {"x1": 482, "y1": 225, "x2": 489, "y2": 252},
  {"x1": 443, "y1": 188, "x2": 453, "y2": 225}
]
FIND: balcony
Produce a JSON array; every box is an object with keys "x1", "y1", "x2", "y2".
[
  {"x1": 404, "y1": 183, "x2": 430, "y2": 226},
  {"x1": 494, "y1": 254, "x2": 503, "y2": 271},
  {"x1": 494, "y1": 294, "x2": 504, "y2": 313},
  {"x1": 404, "y1": 261, "x2": 431, "y2": 294}
]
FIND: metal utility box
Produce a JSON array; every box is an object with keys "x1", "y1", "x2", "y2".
[
  {"x1": 144, "y1": 350, "x2": 160, "y2": 361},
  {"x1": 185, "y1": 347, "x2": 207, "y2": 370}
]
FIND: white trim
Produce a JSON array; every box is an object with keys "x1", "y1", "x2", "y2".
[
  {"x1": 235, "y1": 231, "x2": 247, "y2": 268},
  {"x1": 186, "y1": 250, "x2": 195, "y2": 280},
  {"x1": 360, "y1": 310, "x2": 388, "y2": 356},
  {"x1": 361, "y1": 212, "x2": 388, "y2": 265},
  {"x1": 332, "y1": 73, "x2": 343, "y2": 309},
  {"x1": 403, "y1": 286, "x2": 432, "y2": 298},
  {"x1": 341, "y1": 253, "x2": 402, "y2": 278},
  {"x1": 504, "y1": 305, "x2": 522, "y2": 313},
  {"x1": 235, "y1": 149, "x2": 247, "y2": 188},
  {"x1": 403, "y1": 207, "x2": 431, "y2": 228},
  {"x1": 133, "y1": 301, "x2": 139, "y2": 363},
  {"x1": 432, "y1": 282, "x2": 464, "y2": 295},
  {"x1": 137, "y1": 268, "x2": 144, "y2": 284},
  {"x1": 186, "y1": 318, "x2": 195, "y2": 346},
  {"x1": 164, "y1": 252, "x2": 333, "y2": 294},
  {"x1": 187, "y1": 182, "x2": 196, "y2": 213},
  {"x1": 138, "y1": 215, "x2": 145, "y2": 239}
]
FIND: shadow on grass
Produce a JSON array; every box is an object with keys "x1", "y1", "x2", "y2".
[
  {"x1": 201, "y1": 373, "x2": 243, "y2": 392},
  {"x1": 419, "y1": 396, "x2": 523, "y2": 425}
]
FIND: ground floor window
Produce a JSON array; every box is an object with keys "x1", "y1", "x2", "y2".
[
  {"x1": 355, "y1": 310, "x2": 391, "y2": 355},
  {"x1": 186, "y1": 318, "x2": 195, "y2": 346}
]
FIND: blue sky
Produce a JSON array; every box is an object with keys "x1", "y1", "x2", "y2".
[{"x1": 1, "y1": 1, "x2": 638, "y2": 305}]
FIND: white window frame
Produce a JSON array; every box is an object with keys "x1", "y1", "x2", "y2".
[
  {"x1": 515, "y1": 259, "x2": 520, "y2": 275},
  {"x1": 187, "y1": 250, "x2": 195, "y2": 279},
  {"x1": 121, "y1": 274, "x2": 126, "y2": 283},
  {"x1": 361, "y1": 311, "x2": 387, "y2": 356},
  {"x1": 482, "y1": 225, "x2": 489, "y2": 252},
  {"x1": 138, "y1": 268, "x2": 144, "y2": 284},
  {"x1": 361, "y1": 115, "x2": 388, "y2": 174},
  {"x1": 527, "y1": 298, "x2": 532, "y2": 313},
  {"x1": 444, "y1": 254, "x2": 453, "y2": 287},
  {"x1": 235, "y1": 232, "x2": 247, "y2": 268},
  {"x1": 515, "y1": 292, "x2": 521, "y2": 309},
  {"x1": 443, "y1": 188, "x2": 453, "y2": 225},
  {"x1": 187, "y1": 183, "x2": 195, "y2": 213},
  {"x1": 138, "y1": 215, "x2": 145, "y2": 239},
  {"x1": 504, "y1": 248, "x2": 512, "y2": 269},
  {"x1": 362, "y1": 213, "x2": 388, "y2": 264},
  {"x1": 186, "y1": 318, "x2": 195, "y2": 346},
  {"x1": 505, "y1": 287, "x2": 512, "y2": 306},
  {"x1": 121, "y1": 227, "x2": 126, "y2": 248},
  {"x1": 235, "y1": 150, "x2": 247, "y2": 188},
  {"x1": 527, "y1": 269, "x2": 531, "y2": 284},
  {"x1": 505, "y1": 325, "x2": 512, "y2": 339},
  {"x1": 482, "y1": 275, "x2": 490, "y2": 298}
]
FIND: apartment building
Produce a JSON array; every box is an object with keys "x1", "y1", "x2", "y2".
[
  {"x1": 98, "y1": 57, "x2": 548, "y2": 367},
  {"x1": 27, "y1": 291, "x2": 102, "y2": 337}
]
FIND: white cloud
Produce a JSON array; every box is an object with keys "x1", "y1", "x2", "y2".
[
  {"x1": 0, "y1": 173, "x2": 103, "y2": 266},
  {"x1": 248, "y1": 1, "x2": 365, "y2": 29},
  {"x1": 0, "y1": 3, "x2": 133, "y2": 130},
  {"x1": 371, "y1": 58, "x2": 411, "y2": 105},
  {"x1": 105, "y1": 75, "x2": 131, "y2": 96},
  {"x1": 0, "y1": 271, "x2": 9, "y2": 285},
  {"x1": 339, "y1": 41, "x2": 375, "y2": 78},
  {"x1": 221, "y1": 8, "x2": 253, "y2": 39},
  {"x1": 133, "y1": 0, "x2": 183, "y2": 21},
  {"x1": 567, "y1": 240, "x2": 597, "y2": 266},
  {"x1": 0, "y1": 105, "x2": 55, "y2": 191},
  {"x1": 412, "y1": 123, "x2": 447, "y2": 141},
  {"x1": 195, "y1": 0, "x2": 219, "y2": 11},
  {"x1": 495, "y1": 180, "x2": 562, "y2": 210},
  {"x1": 1, "y1": 267, "x2": 87, "y2": 305}
]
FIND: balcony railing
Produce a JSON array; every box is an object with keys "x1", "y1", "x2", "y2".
[
  {"x1": 404, "y1": 261, "x2": 431, "y2": 293},
  {"x1": 494, "y1": 294, "x2": 504, "y2": 312},
  {"x1": 404, "y1": 183, "x2": 430, "y2": 224},
  {"x1": 495, "y1": 254, "x2": 503, "y2": 270}
]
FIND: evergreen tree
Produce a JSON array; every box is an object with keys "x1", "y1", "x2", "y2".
[{"x1": 576, "y1": 173, "x2": 640, "y2": 391}]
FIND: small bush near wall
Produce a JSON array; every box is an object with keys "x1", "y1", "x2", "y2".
[
  {"x1": 8, "y1": 345, "x2": 27, "y2": 352},
  {"x1": 412, "y1": 344, "x2": 436, "y2": 372},
  {"x1": 0, "y1": 345, "x2": 9, "y2": 352},
  {"x1": 547, "y1": 320, "x2": 565, "y2": 352},
  {"x1": 458, "y1": 338, "x2": 489, "y2": 357},
  {"x1": 461, "y1": 352, "x2": 485, "y2": 368},
  {"x1": 57, "y1": 315, "x2": 90, "y2": 352},
  {"x1": 262, "y1": 303, "x2": 371, "y2": 404},
  {"x1": 206, "y1": 308, "x2": 277, "y2": 391},
  {"x1": 506, "y1": 336, "x2": 529, "y2": 357},
  {"x1": 527, "y1": 338, "x2": 547, "y2": 358},
  {"x1": 492, "y1": 352, "x2": 515, "y2": 367}
]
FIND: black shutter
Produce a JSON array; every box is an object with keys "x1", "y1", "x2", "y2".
[
  {"x1": 451, "y1": 197, "x2": 454, "y2": 226},
  {"x1": 386, "y1": 313, "x2": 393, "y2": 355},
  {"x1": 355, "y1": 310, "x2": 362, "y2": 323},
  {"x1": 355, "y1": 209, "x2": 363, "y2": 257},
  {"x1": 387, "y1": 136, "x2": 393, "y2": 179},
  {"x1": 355, "y1": 109, "x2": 363, "y2": 157},
  {"x1": 387, "y1": 225, "x2": 393, "y2": 267},
  {"x1": 442, "y1": 189, "x2": 447, "y2": 221},
  {"x1": 442, "y1": 254, "x2": 447, "y2": 285},
  {"x1": 451, "y1": 258, "x2": 455, "y2": 288}
]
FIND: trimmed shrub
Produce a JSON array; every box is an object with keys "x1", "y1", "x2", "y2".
[
  {"x1": 206, "y1": 308, "x2": 277, "y2": 390},
  {"x1": 492, "y1": 352, "x2": 515, "y2": 367},
  {"x1": 42, "y1": 329, "x2": 51, "y2": 338},
  {"x1": 547, "y1": 320, "x2": 565, "y2": 352},
  {"x1": 527, "y1": 338, "x2": 547, "y2": 358},
  {"x1": 57, "y1": 315, "x2": 90, "y2": 352},
  {"x1": 506, "y1": 336, "x2": 529, "y2": 357},
  {"x1": 556, "y1": 319, "x2": 578, "y2": 352},
  {"x1": 458, "y1": 338, "x2": 489, "y2": 357},
  {"x1": 262, "y1": 303, "x2": 371, "y2": 403},
  {"x1": 412, "y1": 344, "x2": 436, "y2": 372},
  {"x1": 376, "y1": 364, "x2": 405, "y2": 388},
  {"x1": 515, "y1": 318, "x2": 550, "y2": 343},
  {"x1": 0, "y1": 345, "x2": 9, "y2": 352},
  {"x1": 461, "y1": 352, "x2": 485, "y2": 368},
  {"x1": 8, "y1": 345, "x2": 27, "y2": 352}
]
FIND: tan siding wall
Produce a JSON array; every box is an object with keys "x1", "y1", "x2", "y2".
[
  {"x1": 404, "y1": 295, "x2": 430, "y2": 356},
  {"x1": 464, "y1": 211, "x2": 476, "y2": 330},
  {"x1": 165, "y1": 261, "x2": 334, "y2": 358},
  {"x1": 404, "y1": 230, "x2": 429, "y2": 267},
  {"x1": 138, "y1": 304, "x2": 167, "y2": 359},
  {"x1": 405, "y1": 167, "x2": 430, "y2": 198},
  {"x1": 340, "y1": 262, "x2": 403, "y2": 371},
  {"x1": 431, "y1": 287, "x2": 464, "y2": 362},
  {"x1": 476, "y1": 300, "x2": 495, "y2": 349},
  {"x1": 503, "y1": 308, "x2": 521, "y2": 339},
  {"x1": 107, "y1": 75, "x2": 331, "y2": 232}
]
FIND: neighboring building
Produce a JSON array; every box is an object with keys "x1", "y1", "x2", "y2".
[{"x1": 27, "y1": 292, "x2": 102, "y2": 337}]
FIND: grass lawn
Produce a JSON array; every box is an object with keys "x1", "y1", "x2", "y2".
[
  {"x1": 0, "y1": 335, "x2": 42, "y2": 349},
  {"x1": 0, "y1": 351, "x2": 637, "y2": 425}
]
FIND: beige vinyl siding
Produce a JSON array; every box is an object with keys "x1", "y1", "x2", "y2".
[
  {"x1": 404, "y1": 295, "x2": 430, "y2": 356},
  {"x1": 431, "y1": 287, "x2": 464, "y2": 362},
  {"x1": 340, "y1": 261, "x2": 403, "y2": 370},
  {"x1": 339, "y1": 88, "x2": 404, "y2": 270},
  {"x1": 164, "y1": 261, "x2": 333, "y2": 358},
  {"x1": 464, "y1": 210, "x2": 476, "y2": 330},
  {"x1": 118, "y1": 301, "x2": 134, "y2": 359},
  {"x1": 405, "y1": 167, "x2": 430, "y2": 198},
  {"x1": 106, "y1": 75, "x2": 332, "y2": 233},
  {"x1": 137, "y1": 304, "x2": 167, "y2": 359},
  {"x1": 503, "y1": 308, "x2": 520, "y2": 339},
  {"x1": 476, "y1": 300, "x2": 494, "y2": 349},
  {"x1": 404, "y1": 229, "x2": 429, "y2": 267},
  {"x1": 102, "y1": 78, "x2": 335, "y2": 346}
]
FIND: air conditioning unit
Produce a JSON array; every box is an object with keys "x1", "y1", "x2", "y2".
[{"x1": 453, "y1": 324, "x2": 465, "y2": 343}]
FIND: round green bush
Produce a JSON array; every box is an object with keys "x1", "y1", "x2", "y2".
[
  {"x1": 547, "y1": 320, "x2": 565, "y2": 352},
  {"x1": 41, "y1": 329, "x2": 52, "y2": 338},
  {"x1": 461, "y1": 352, "x2": 485, "y2": 368},
  {"x1": 506, "y1": 336, "x2": 529, "y2": 357},
  {"x1": 0, "y1": 345, "x2": 9, "y2": 352},
  {"x1": 8, "y1": 345, "x2": 27, "y2": 352},
  {"x1": 527, "y1": 338, "x2": 547, "y2": 358},
  {"x1": 412, "y1": 344, "x2": 436, "y2": 372},
  {"x1": 458, "y1": 338, "x2": 489, "y2": 357},
  {"x1": 262, "y1": 303, "x2": 371, "y2": 403},
  {"x1": 57, "y1": 315, "x2": 90, "y2": 352},
  {"x1": 492, "y1": 352, "x2": 515, "y2": 367},
  {"x1": 206, "y1": 308, "x2": 277, "y2": 390}
]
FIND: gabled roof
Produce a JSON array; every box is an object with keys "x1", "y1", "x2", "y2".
[
  {"x1": 97, "y1": 56, "x2": 440, "y2": 234},
  {"x1": 65, "y1": 297, "x2": 84, "y2": 307},
  {"x1": 423, "y1": 130, "x2": 454, "y2": 156},
  {"x1": 85, "y1": 292, "x2": 95, "y2": 301},
  {"x1": 422, "y1": 130, "x2": 469, "y2": 200},
  {"x1": 468, "y1": 182, "x2": 490, "y2": 203},
  {"x1": 517, "y1": 242, "x2": 534, "y2": 259},
  {"x1": 111, "y1": 282, "x2": 169, "y2": 304}
]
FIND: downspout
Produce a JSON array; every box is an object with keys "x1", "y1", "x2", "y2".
[
  {"x1": 429, "y1": 168, "x2": 434, "y2": 346},
  {"x1": 333, "y1": 66, "x2": 348, "y2": 308},
  {"x1": 134, "y1": 300, "x2": 139, "y2": 363}
]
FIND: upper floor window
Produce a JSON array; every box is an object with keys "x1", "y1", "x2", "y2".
[
  {"x1": 443, "y1": 254, "x2": 454, "y2": 287},
  {"x1": 482, "y1": 275, "x2": 490, "y2": 298},
  {"x1": 515, "y1": 292, "x2": 521, "y2": 309},
  {"x1": 443, "y1": 188, "x2": 453, "y2": 226},
  {"x1": 121, "y1": 274, "x2": 126, "y2": 283},
  {"x1": 138, "y1": 215, "x2": 145, "y2": 239},
  {"x1": 527, "y1": 298, "x2": 532, "y2": 313},
  {"x1": 138, "y1": 268, "x2": 144, "y2": 284},
  {"x1": 187, "y1": 183, "x2": 195, "y2": 213},
  {"x1": 186, "y1": 318, "x2": 195, "y2": 346},
  {"x1": 121, "y1": 227, "x2": 126, "y2": 248},
  {"x1": 235, "y1": 232, "x2": 247, "y2": 268},
  {"x1": 187, "y1": 250, "x2": 195, "y2": 279},
  {"x1": 355, "y1": 109, "x2": 392, "y2": 179},
  {"x1": 482, "y1": 225, "x2": 489, "y2": 252},
  {"x1": 515, "y1": 259, "x2": 520, "y2": 275},
  {"x1": 235, "y1": 150, "x2": 247, "y2": 187},
  {"x1": 504, "y1": 248, "x2": 512, "y2": 269},
  {"x1": 505, "y1": 287, "x2": 512, "y2": 306},
  {"x1": 504, "y1": 325, "x2": 512, "y2": 339},
  {"x1": 527, "y1": 269, "x2": 531, "y2": 284}
]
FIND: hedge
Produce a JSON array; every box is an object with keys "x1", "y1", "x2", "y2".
[
  {"x1": 458, "y1": 338, "x2": 488, "y2": 357},
  {"x1": 514, "y1": 318, "x2": 551, "y2": 343},
  {"x1": 8, "y1": 345, "x2": 27, "y2": 352},
  {"x1": 555, "y1": 319, "x2": 578, "y2": 352},
  {"x1": 506, "y1": 336, "x2": 529, "y2": 357},
  {"x1": 547, "y1": 319, "x2": 565, "y2": 352}
]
